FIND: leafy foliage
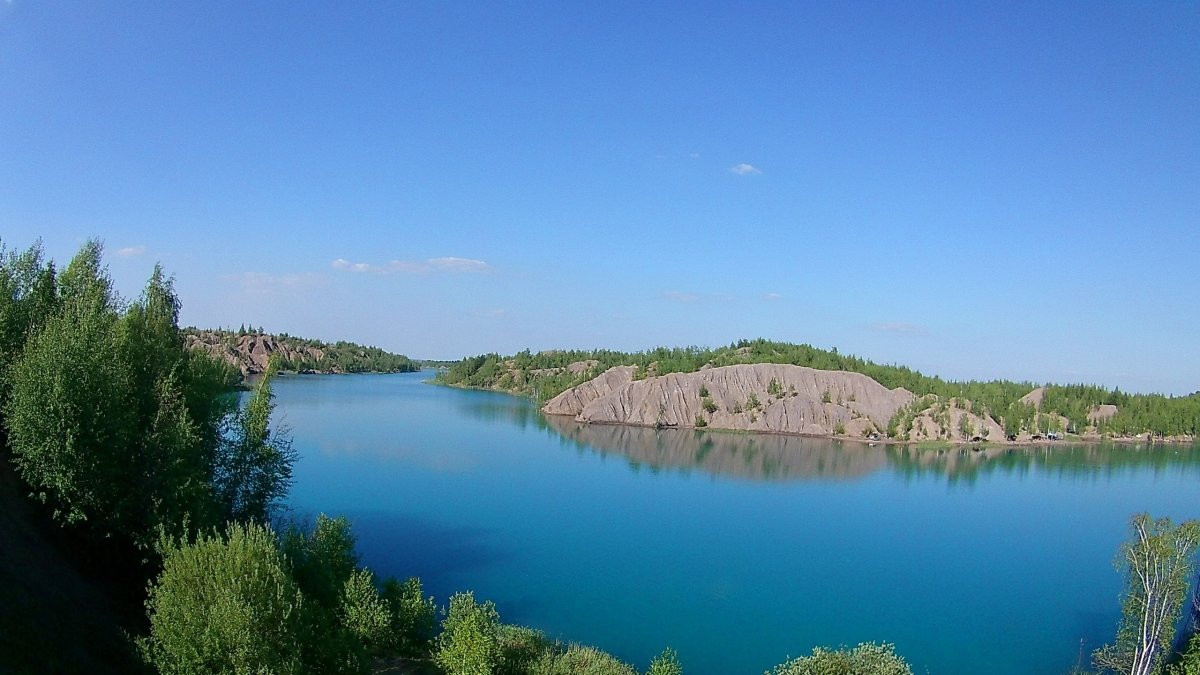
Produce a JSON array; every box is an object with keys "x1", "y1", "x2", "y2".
[
  {"x1": 141, "y1": 522, "x2": 307, "y2": 675},
  {"x1": 213, "y1": 360, "x2": 295, "y2": 525},
  {"x1": 436, "y1": 591, "x2": 502, "y2": 675},
  {"x1": 2, "y1": 242, "x2": 293, "y2": 550},
  {"x1": 1094, "y1": 514, "x2": 1200, "y2": 675},
  {"x1": 381, "y1": 576, "x2": 439, "y2": 657},
  {"x1": 768, "y1": 642, "x2": 913, "y2": 675},
  {"x1": 529, "y1": 644, "x2": 638, "y2": 675},
  {"x1": 647, "y1": 647, "x2": 684, "y2": 675}
]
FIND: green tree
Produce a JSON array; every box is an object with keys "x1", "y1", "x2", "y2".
[
  {"x1": 1094, "y1": 514, "x2": 1200, "y2": 675},
  {"x1": 141, "y1": 521, "x2": 306, "y2": 675},
  {"x1": 1169, "y1": 634, "x2": 1200, "y2": 675},
  {"x1": 5, "y1": 257, "x2": 135, "y2": 530},
  {"x1": 768, "y1": 642, "x2": 912, "y2": 675},
  {"x1": 436, "y1": 591, "x2": 502, "y2": 675},
  {"x1": 282, "y1": 514, "x2": 359, "y2": 611},
  {"x1": 340, "y1": 568, "x2": 392, "y2": 654},
  {"x1": 0, "y1": 239, "x2": 59, "y2": 410},
  {"x1": 768, "y1": 378, "x2": 783, "y2": 397},
  {"x1": 213, "y1": 359, "x2": 295, "y2": 524},
  {"x1": 4, "y1": 246, "x2": 274, "y2": 547},
  {"x1": 381, "y1": 576, "x2": 438, "y2": 657}
]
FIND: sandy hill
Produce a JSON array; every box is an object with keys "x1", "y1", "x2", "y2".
[
  {"x1": 184, "y1": 329, "x2": 415, "y2": 377},
  {"x1": 543, "y1": 363, "x2": 914, "y2": 438}
]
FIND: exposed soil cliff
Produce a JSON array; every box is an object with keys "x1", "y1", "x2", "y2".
[
  {"x1": 186, "y1": 331, "x2": 327, "y2": 376},
  {"x1": 185, "y1": 329, "x2": 415, "y2": 377},
  {"x1": 543, "y1": 363, "x2": 914, "y2": 437}
]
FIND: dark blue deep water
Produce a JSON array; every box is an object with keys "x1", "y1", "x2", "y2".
[{"x1": 273, "y1": 372, "x2": 1200, "y2": 675}]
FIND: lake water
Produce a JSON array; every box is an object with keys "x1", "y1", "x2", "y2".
[{"x1": 273, "y1": 372, "x2": 1200, "y2": 674}]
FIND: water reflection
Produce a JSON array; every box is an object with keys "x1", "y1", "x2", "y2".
[
  {"x1": 455, "y1": 394, "x2": 548, "y2": 431},
  {"x1": 543, "y1": 414, "x2": 1200, "y2": 483},
  {"x1": 543, "y1": 415, "x2": 887, "y2": 482},
  {"x1": 888, "y1": 443, "x2": 1200, "y2": 484}
]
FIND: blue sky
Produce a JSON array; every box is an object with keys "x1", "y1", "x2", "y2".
[{"x1": 1, "y1": 2, "x2": 1197, "y2": 394}]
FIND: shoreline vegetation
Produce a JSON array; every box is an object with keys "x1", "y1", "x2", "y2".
[
  {"x1": 184, "y1": 327, "x2": 419, "y2": 378},
  {"x1": 3, "y1": 239, "x2": 1199, "y2": 674},
  {"x1": 433, "y1": 341, "x2": 1198, "y2": 447}
]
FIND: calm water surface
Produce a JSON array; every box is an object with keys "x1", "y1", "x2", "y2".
[{"x1": 272, "y1": 372, "x2": 1200, "y2": 675}]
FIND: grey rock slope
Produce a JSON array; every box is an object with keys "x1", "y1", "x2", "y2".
[{"x1": 543, "y1": 363, "x2": 914, "y2": 437}]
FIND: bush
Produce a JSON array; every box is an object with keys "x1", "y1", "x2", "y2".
[
  {"x1": 769, "y1": 642, "x2": 912, "y2": 675},
  {"x1": 497, "y1": 625, "x2": 555, "y2": 674},
  {"x1": 382, "y1": 576, "x2": 438, "y2": 657},
  {"x1": 282, "y1": 514, "x2": 358, "y2": 611},
  {"x1": 436, "y1": 591, "x2": 502, "y2": 675},
  {"x1": 530, "y1": 644, "x2": 637, "y2": 675},
  {"x1": 694, "y1": 415, "x2": 708, "y2": 428},
  {"x1": 648, "y1": 647, "x2": 684, "y2": 675},
  {"x1": 141, "y1": 522, "x2": 306, "y2": 675},
  {"x1": 702, "y1": 397, "x2": 718, "y2": 414},
  {"x1": 341, "y1": 568, "x2": 392, "y2": 654},
  {"x1": 768, "y1": 378, "x2": 783, "y2": 397}
]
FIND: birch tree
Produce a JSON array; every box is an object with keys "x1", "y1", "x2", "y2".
[{"x1": 1094, "y1": 514, "x2": 1200, "y2": 675}]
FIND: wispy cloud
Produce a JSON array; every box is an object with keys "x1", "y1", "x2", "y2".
[
  {"x1": 664, "y1": 291, "x2": 700, "y2": 303},
  {"x1": 869, "y1": 321, "x2": 929, "y2": 335},
  {"x1": 332, "y1": 256, "x2": 491, "y2": 275},
  {"x1": 116, "y1": 245, "x2": 146, "y2": 257},
  {"x1": 224, "y1": 272, "x2": 327, "y2": 295},
  {"x1": 763, "y1": 292, "x2": 784, "y2": 301},
  {"x1": 429, "y1": 256, "x2": 489, "y2": 272},
  {"x1": 730, "y1": 163, "x2": 762, "y2": 176}
]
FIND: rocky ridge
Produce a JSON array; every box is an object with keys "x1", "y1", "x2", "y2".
[
  {"x1": 185, "y1": 331, "x2": 327, "y2": 376},
  {"x1": 184, "y1": 329, "x2": 416, "y2": 377},
  {"x1": 543, "y1": 363, "x2": 914, "y2": 438}
]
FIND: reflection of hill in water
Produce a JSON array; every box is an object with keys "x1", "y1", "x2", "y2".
[
  {"x1": 543, "y1": 415, "x2": 1200, "y2": 484},
  {"x1": 452, "y1": 393, "x2": 1200, "y2": 483},
  {"x1": 888, "y1": 442, "x2": 1200, "y2": 483},
  {"x1": 543, "y1": 415, "x2": 888, "y2": 482}
]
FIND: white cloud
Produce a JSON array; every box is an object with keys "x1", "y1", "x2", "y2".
[
  {"x1": 763, "y1": 292, "x2": 783, "y2": 301},
  {"x1": 730, "y1": 163, "x2": 762, "y2": 176},
  {"x1": 116, "y1": 245, "x2": 146, "y2": 257},
  {"x1": 332, "y1": 256, "x2": 491, "y2": 275},
  {"x1": 869, "y1": 321, "x2": 928, "y2": 335},
  {"x1": 428, "y1": 257, "x2": 489, "y2": 272},
  {"x1": 332, "y1": 258, "x2": 377, "y2": 273},
  {"x1": 664, "y1": 291, "x2": 700, "y2": 303}
]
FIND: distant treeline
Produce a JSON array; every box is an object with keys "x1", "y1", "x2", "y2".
[
  {"x1": 437, "y1": 338, "x2": 1200, "y2": 438},
  {"x1": 185, "y1": 327, "x2": 420, "y2": 374}
]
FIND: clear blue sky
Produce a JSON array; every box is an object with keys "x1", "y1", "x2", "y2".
[{"x1": 2, "y1": 1, "x2": 1197, "y2": 394}]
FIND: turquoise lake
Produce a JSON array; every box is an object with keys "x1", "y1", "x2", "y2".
[{"x1": 273, "y1": 372, "x2": 1200, "y2": 674}]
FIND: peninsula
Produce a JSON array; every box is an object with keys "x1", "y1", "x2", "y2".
[
  {"x1": 184, "y1": 327, "x2": 418, "y2": 376},
  {"x1": 436, "y1": 339, "x2": 1199, "y2": 444}
]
